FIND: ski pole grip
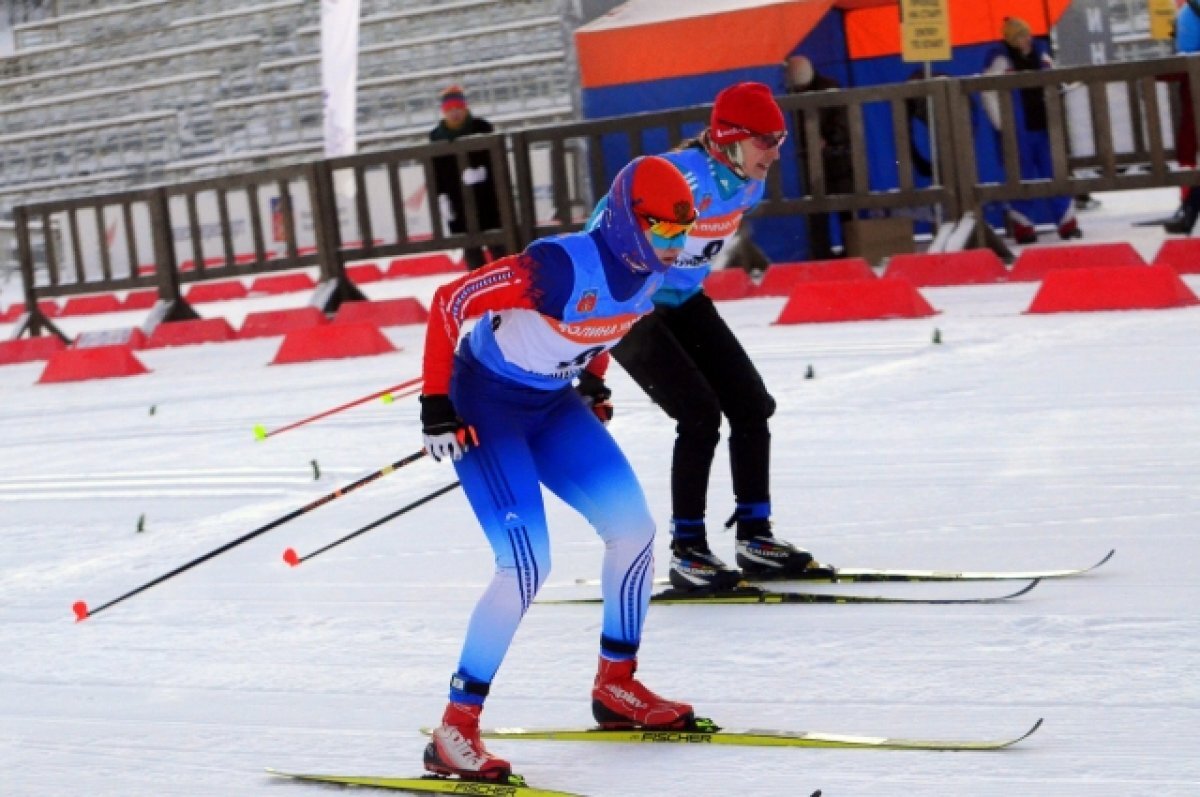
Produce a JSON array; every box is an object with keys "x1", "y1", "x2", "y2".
[{"x1": 457, "y1": 426, "x2": 480, "y2": 449}]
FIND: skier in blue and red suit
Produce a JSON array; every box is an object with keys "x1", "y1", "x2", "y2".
[{"x1": 419, "y1": 156, "x2": 701, "y2": 782}]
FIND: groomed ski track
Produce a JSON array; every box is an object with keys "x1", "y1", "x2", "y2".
[{"x1": 3, "y1": 187, "x2": 1199, "y2": 795}]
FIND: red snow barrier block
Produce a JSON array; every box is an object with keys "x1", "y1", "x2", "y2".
[
  {"x1": 60, "y1": 294, "x2": 123, "y2": 316},
  {"x1": 185, "y1": 280, "x2": 249, "y2": 303},
  {"x1": 0, "y1": 335, "x2": 68, "y2": 365},
  {"x1": 248, "y1": 272, "x2": 317, "y2": 295},
  {"x1": 332, "y1": 297, "x2": 429, "y2": 327},
  {"x1": 121, "y1": 289, "x2": 159, "y2": 310},
  {"x1": 755, "y1": 258, "x2": 876, "y2": 297},
  {"x1": 774, "y1": 278, "x2": 936, "y2": 325},
  {"x1": 347, "y1": 262, "x2": 386, "y2": 284},
  {"x1": 883, "y1": 250, "x2": 1008, "y2": 287},
  {"x1": 1009, "y1": 242, "x2": 1146, "y2": 282},
  {"x1": 37, "y1": 344, "x2": 149, "y2": 383},
  {"x1": 1, "y1": 304, "x2": 24, "y2": 322},
  {"x1": 1026, "y1": 264, "x2": 1199, "y2": 314},
  {"x1": 1151, "y1": 239, "x2": 1200, "y2": 275},
  {"x1": 144, "y1": 317, "x2": 238, "y2": 348},
  {"x1": 38, "y1": 299, "x2": 61, "y2": 317},
  {"x1": 238, "y1": 306, "x2": 328, "y2": 339},
  {"x1": 702, "y1": 268, "x2": 754, "y2": 301},
  {"x1": 386, "y1": 253, "x2": 465, "y2": 278},
  {"x1": 73, "y1": 327, "x2": 147, "y2": 350},
  {"x1": 270, "y1": 321, "x2": 397, "y2": 364}
]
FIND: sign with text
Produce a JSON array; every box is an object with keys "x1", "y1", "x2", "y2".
[
  {"x1": 1148, "y1": 0, "x2": 1177, "y2": 41},
  {"x1": 901, "y1": 0, "x2": 951, "y2": 62}
]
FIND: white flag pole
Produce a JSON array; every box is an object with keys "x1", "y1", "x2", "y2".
[{"x1": 322, "y1": 0, "x2": 360, "y2": 197}]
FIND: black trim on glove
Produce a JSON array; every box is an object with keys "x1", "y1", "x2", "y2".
[
  {"x1": 420, "y1": 394, "x2": 460, "y2": 435},
  {"x1": 576, "y1": 371, "x2": 612, "y2": 404},
  {"x1": 575, "y1": 372, "x2": 614, "y2": 423}
]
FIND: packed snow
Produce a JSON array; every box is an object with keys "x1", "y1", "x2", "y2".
[{"x1": 2, "y1": 188, "x2": 1198, "y2": 796}]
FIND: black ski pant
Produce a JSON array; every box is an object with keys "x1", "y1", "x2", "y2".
[{"x1": 611, "y1": 292, "x2": 775, "y2": 529}]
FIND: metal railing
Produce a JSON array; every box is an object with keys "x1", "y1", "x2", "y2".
[{"x1": 9, "y1": 54, "x2": 1199, "y2": 342}]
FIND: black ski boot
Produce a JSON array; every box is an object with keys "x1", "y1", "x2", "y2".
[
  {"x1": 668, "y1": 518, "x2": 742, "y2": 591},
  {"x1": 734, "y1": 520, "x2": 818, "y2": 579},
  {"x1": 1164, "y1": 192, "x2": 1200, "y2": 235}
]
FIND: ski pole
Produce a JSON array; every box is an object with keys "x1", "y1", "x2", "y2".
[
  {"x1": 283, "y1": 481, "x2": 461, "y2": 567},
  {"x1": 73, "y1": 448, "x2": 428, "y2": 622},
  {"x1": 253, "y1": 377, "x2": 423, "y2": 440}
]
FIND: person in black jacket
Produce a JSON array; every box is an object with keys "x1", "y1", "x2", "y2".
[
  {"x1": 429, "y1": 85, "x2": 507, "y2": 269},
  {"x1": 786, "y1": 55, "x2": 853, "y2": 260}
]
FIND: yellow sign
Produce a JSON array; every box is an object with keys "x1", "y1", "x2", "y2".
[
  {"x1": 901, "y1": 0, "x2": 952, "y2": 62},
  {"x1": 1148, "y1": 0, "x2": 1177, "y2": 41}
]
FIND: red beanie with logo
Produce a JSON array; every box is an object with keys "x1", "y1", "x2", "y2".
[
  {"x1": 709, "y1": 82, "x2": 785, "y2": 146},
  {"x1": 628, "y1": 155, "x2": 697, "y2": 226}
]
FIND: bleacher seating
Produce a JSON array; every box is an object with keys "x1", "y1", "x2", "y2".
[
  {"x1": 0, "y1": 0, "x2": 583, "y2": 219},
  {"x1": 217, "y1": 50, "x2": 572, "y2": 151},
  {"x1": 260, "y1": 17, "x2": 564, "y2": 89},
  {"x1": 0, "y1": 71, "x2": 220, "y2": 136},
  {"x1": 0, "y1": 111, "x2": 180, "y2": 185},
  {"x1": 167, "y1": 1, "x2": 314, "y2": 61},
  {"x1": 13, "y1": 0, "x2": 183, "y2": 51},
  {"x1": 0, "y1": 37, "x2": 263, "y2": 103}
]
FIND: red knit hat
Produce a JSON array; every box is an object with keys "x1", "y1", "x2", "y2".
[
  {"x1": 628, "y1": 155, "x2": 696, "y2": 228},
  {"x1": 600, "y1": 156, "x2": 696, "y2": 274},
  {"x1": 440, "y1": 85, "x2": 467, "y2": 112},
  {"x1": 709, "y1": 82, "x2": 785, "y2": 146}
]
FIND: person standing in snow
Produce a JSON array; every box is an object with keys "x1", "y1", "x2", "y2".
[
  {"x1": 419, "y1": 156, "x2": 701, "y2": 782},
  {"x1": 429, "y1": 85, "x2": 507, "y2": 269},
  {"x1": 981, "y1": 17, "x2": 1082, "y2": 244},
  {"x1": 1164, "y1": 0, "x2": 1200, "y2": 235},
  {"x1": 786, "y1": 55, "x2": 854, "y2": 260},
  {"x1": 590, "y1": 82, "x2": 828, "y2": 594}
]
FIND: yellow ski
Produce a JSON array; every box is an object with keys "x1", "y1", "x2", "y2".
[
  {"x1": 266, "y1": 769, "x2": 585, "y2": 796},
  {"x1": 476, "y1": 717, "x2": 1043, "y2": 751}
]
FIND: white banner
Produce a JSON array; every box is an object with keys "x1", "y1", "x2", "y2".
[{"x1": 321, "y1": 0, "x2": 359, "y2": 160}]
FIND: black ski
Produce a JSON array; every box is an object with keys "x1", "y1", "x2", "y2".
[{"x1": 570, "y1": 549, "x2": 1113, "y2": 586}]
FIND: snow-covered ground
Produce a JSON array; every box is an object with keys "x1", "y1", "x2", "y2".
[{"x1": 2, "y1": 188, "x2": 1198, "y2": 796}]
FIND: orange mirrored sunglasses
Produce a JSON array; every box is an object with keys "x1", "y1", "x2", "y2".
[{"x1": 641, "y1": 215, "x2": 696, "y2": 239}]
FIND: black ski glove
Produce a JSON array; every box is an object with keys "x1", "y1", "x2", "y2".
[
  {"x1": 420, "y1": 394, "x2": 476, "y2": 462},
  {"x1": 575, "y1": 371, "x2": 614, "y2": 424}
]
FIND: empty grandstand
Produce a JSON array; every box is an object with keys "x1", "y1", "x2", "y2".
[{"x1": 0, "y1": 0, "x2": 589, "y2": 226}]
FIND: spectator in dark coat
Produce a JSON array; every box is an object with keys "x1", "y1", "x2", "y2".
[
  {"x1": 786, "y1": 55, "x2": 853, "y2": 260},
  {"x1": 429, "y1": 85, "x2": 507, "y2": 269}
]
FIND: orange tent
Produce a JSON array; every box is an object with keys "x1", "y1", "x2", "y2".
[{"x1": 575, "y1": 0, "x2": 1075, "y2": 89}]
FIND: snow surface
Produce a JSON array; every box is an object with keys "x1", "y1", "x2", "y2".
[{"x1": 2, "y1": 188, "x2": 1199, "y2": 796}]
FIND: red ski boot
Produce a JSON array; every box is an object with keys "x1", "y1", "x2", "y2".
[
  {"x1": 423, "y1": 702, "x2": 511, "y2": 781},
  {"x1": 1006, "y1": 214, "x2": 1038, "y2": 245},
  {"x1": 591, "y1": 656, "x2": 694, "y2": 729}
]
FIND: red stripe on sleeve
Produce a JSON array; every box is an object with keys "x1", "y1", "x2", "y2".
[{"x1": 421, "y1": 254, "x2": 538, "y2": 395}]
